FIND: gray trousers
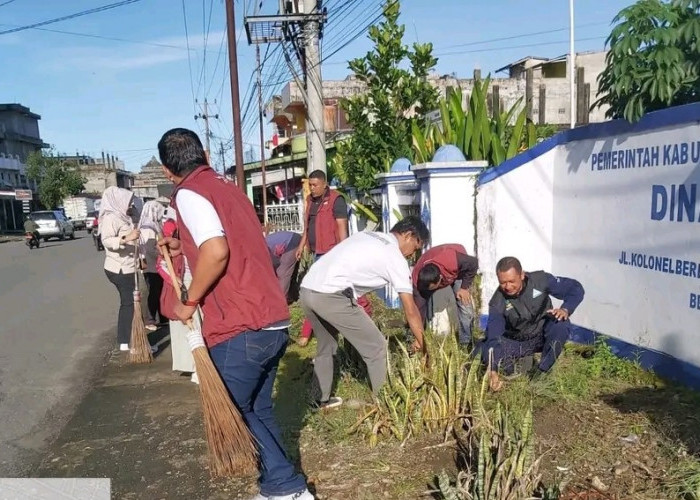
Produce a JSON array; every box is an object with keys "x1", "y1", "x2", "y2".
[{"x1": 300, "y1": 288, "x2": 387, "y2": 401}]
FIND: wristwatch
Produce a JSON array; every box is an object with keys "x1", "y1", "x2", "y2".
[{"x1": 180, "y1": 286, "x2": 200, "y2": 307}]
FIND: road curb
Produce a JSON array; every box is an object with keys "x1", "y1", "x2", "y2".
[{"x1": 0, "y1": 237, "x2": 22, "y2": 244}]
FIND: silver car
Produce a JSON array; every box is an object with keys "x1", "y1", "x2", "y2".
[{"x1": 30, "y1": 210, "x2": 76, "y2": 241}]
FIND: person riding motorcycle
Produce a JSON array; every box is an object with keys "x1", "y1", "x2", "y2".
[{"x1": 23, "y1": 215, "x2": 40, "y2": 242}]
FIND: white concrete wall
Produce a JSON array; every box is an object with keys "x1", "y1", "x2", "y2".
[
  {"x1": 552, "y1": 124, "x2": 700, "y2": 367},
  {"x1": 476, "y1": 148, "x2": 556, "y2": 310},
  {"x1": 476, "y1": 107, "x2": 700, "y2": 373}
]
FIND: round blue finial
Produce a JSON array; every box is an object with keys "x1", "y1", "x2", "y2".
[
  {"x1": 390, "y1": 157, "x2": 412, "y2": 173},
  {"x1": 432, "y1": 145, "x2": 466, "y2": 162}
]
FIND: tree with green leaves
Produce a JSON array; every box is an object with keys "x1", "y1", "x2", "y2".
[
  {"x1": 25, "y1": 151, "x2": 85, "y2": 209},
  {"x1": 332, "y1": 0, "x2": 439, "y2": 191},
  {"x1": 595, "y1": 0, "x2": 700, "y2": 122}
]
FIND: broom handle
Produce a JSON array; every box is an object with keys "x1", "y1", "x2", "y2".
[
  {"x1": 158, "y1": 234, "x2": 196, "y2": 332},
  {"x1": 133, "y1": 247, "x2": 139, "y2": 292}
]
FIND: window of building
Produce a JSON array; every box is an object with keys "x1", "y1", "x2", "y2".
[{"x1": 542, "y1": 61, "x2": 567, "y2": 78}]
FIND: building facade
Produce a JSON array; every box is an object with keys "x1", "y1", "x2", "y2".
[
  {"x1": 266, "y1": 50, "x2": 609, "y2": 147},
  {"x1": 132, "y1": 156, "x2": 172, "y2": 200},
  {"x1": 60, "y1": 154, "x2": 134, "y2": 195},
  {"x1": 0, "y1": 103, "x2": 47, "y2": 232}
]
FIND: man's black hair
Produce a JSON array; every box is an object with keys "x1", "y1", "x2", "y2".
[
  {"x1": 158, "y1": 128, "x2": 208, "y2": 177},
  {"x1": 308, "y1": 170, "x2": 326, "y2": 182},
  {"x1": 390, "y1": 216, "x2": 430, "y2": 245},
  {"x1": 417, "y1": 263, "x2": 441, "y2": 292},
  {"x1": 496, "y1": 256, "x2": 522, "y2": 274}
]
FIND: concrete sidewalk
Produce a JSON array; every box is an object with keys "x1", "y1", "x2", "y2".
[
  {"x1": 31, "y1": 332, "x2": 258, "y2": 499},
  {"x1": 0, "y1": 234, "x2": 22, "y2": 244}
]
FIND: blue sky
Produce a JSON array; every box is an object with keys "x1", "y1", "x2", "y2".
[{"x1": 0, "y1": 0, "x2": 632, "y2": 172}]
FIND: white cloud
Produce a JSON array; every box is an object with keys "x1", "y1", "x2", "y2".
[{"x1": 46, "y1": 30, "x2": 226, "y2": 72}]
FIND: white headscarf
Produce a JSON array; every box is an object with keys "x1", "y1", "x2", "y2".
[
  {"x1": 99, "y1": 186, "x2": 134, "y2": 225},
  {"x1": 163, "y1": 206, "x2": 177, "y2": 222},
  {"x1": 138, "y1": 200, "x2": 165, "y2": 233}
]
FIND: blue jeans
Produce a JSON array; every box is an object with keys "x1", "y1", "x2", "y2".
[
  {"x1": 209, "y1": 329, "x2": 306, "y2": 497},
  {"x1": 452, "y1": 281, "x2": 474, "y2": 345}
]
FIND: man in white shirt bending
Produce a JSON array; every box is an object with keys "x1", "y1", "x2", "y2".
[{"x1": 300, "y1": 216, "x2": 429, "y2": 409}]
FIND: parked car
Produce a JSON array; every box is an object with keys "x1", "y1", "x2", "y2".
[
  {"x1": 29, "y1": 210, "x2": 76, "y2": 241},
  {"x1": 69, "y1": 217, "x2": 86, "y2": 230},
  {"x1": 85, "y1": 210, "x2": 99, "y2": 233}
]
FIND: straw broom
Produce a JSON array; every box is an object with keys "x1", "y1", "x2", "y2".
[
  {"x1": 129, "y1": 252, "x2": 153, "y2": 364},
  {"x1": 160, "y1": 243, "x2": 258, "y2": 477}
]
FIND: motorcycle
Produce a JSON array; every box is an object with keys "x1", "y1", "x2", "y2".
[
  {"x1": 93, "y1": 228, "x2": 104, "y2": 251},
  {"x1": 25, "y1": 232, "x2": 40, "y2": 250}
]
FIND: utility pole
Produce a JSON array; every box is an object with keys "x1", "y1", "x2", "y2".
[
  {"x1": 195, "y1": 98, "x2": 219, "y2": 168},
  {"x1": 569, "y1": 0, "x2": 575, "y2": 129},
  {"x1": 303, "y1": 0, "x2": 326, "y2": 175},
  {"x1": 219, "y1": 141, "x2": 226, "y2": 176},
  {"x1": 225, "y1": 0, "x2": 246, "y2": 189},
  {"x1": 244, "y1": 2, "x2": 328, "y2": 187},
  {"x1": 256, "y1": 45, "x2": 268, "y2": 223}
]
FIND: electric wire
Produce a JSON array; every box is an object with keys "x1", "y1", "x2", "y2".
[
  {"x1": 0, "y1": 0, "x2": 145, "y2": 36},
  {"x1": 181, "y1": 0, "x2": 198, "y2": 113},
  {"x1": 0, "y1": 23, "x2": 192, "y2": 50}
]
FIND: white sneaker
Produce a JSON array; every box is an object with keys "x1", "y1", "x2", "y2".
[
  {"x1": 145, "y1": 324, "x2": 158, "y2": 332},
  {"x1": 269, "y1": 489, "x2": 314, "y2": 500},
  {"x1": 190, "y1": 372, "x2": 199, "y2": 384},
  {"x1": 119, "y1": 343, "x2": 129, "y2": 352}
]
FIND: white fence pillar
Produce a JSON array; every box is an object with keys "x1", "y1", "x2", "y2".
[
  {"x1": 375, "y1": 170, "x2": 419, "y2": 308},
  {"x1": 412, "y1": 161, "x2": 487, "y2": 254}
]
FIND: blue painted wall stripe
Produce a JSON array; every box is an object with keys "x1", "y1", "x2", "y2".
[
  {"x1": 478, "y1": 314, "x2": 700, "y2": 390},
  {"x1": 478, "y1": 102, "x2": 700, "y2": 186}
]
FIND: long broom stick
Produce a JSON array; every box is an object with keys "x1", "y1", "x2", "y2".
[
  {"x1": 129, "y1": 252, "x2": 153, "y2": 364},
  {"x1": 160, "y1": 242, "x2": 258, "y2": 477}
]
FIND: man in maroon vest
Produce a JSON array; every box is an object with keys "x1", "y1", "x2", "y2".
[
  {"x1": 295, "y1": 169, "x2": 348, "y2": 261},
  {"x1": 413, "y1": 243, "x2": 479, "y2": 346},
  {"x1": 157, "y1": 128, "x2": 312, "y2": 500},
  {"x1": 295, "y1": 169, "x2": 371, "y2": 347}
]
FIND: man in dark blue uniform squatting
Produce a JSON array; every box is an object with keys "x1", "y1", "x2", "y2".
[{"x1": 482, "y1": 256, "x2": 584, "y2": 392}]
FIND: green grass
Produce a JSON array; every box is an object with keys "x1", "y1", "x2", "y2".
[
  {"x1": 494, "y1": 338, "x2": 660, "y2": 413},
  {"x1": 667, "y1": 458, "x2": 700, "y2": 500},
  {"x1": 279, "y1": 298, "x2": 700, "y2": 499}
]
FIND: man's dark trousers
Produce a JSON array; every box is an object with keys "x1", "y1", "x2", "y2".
[
  {"x1": 480, "y1": 319, "x2": 570, "y2": 373},
  {"x1": 276, "y1": 250, "x2": 299, "y2": 302},
  {"x1": 209, "y1": 328, "x2": 306, "y2": 497}
]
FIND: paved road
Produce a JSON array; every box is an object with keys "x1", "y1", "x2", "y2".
[{"x1": 0, "y1": 233, "x2": 118, "y2": 476}]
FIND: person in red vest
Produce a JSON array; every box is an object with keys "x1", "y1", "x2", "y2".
[
  {"x1": 294, "y1": 169, "x2": 372, "y2": 346},
  {"x1": 413, "y1": 243, "x2": 479, "y2": 347},
  {"x1": 295, "y1": 169, "x2": 348, "y2": 261},
  {"x1": 157, "y1": 128, "x2": 312, "y2": 500}
]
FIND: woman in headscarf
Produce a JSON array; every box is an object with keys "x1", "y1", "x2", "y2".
[
  {"x1": 138, "y1": 200, "x2": 166, "y2": 331},
  {"x1": 100, "y1": 186, "x2": 140, "y2": 351}
]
